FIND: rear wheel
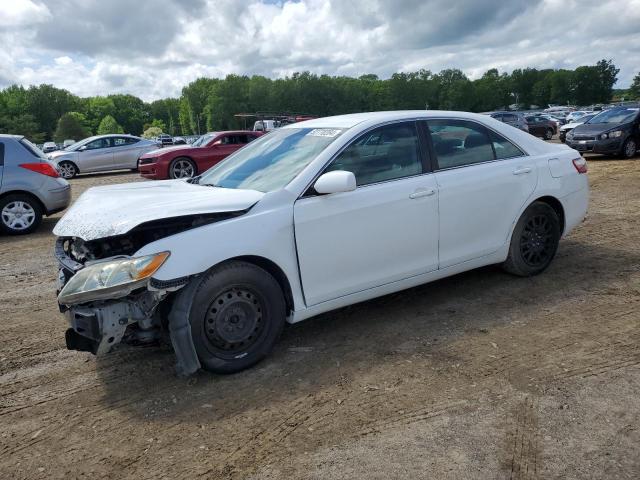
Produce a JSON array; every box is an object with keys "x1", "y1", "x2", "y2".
[
  {"x1": 544, "y1": 128, "x2": 554, "y2": 140},
  {"x1": 502, "y1": 202, "x2": 561, "y2": 277},
  {"x1": 177, "y1": 261, "x2": 286, "y2": 374},
  {"x1": 0, "y1": 194, "x2": 43, "y2": 235},
  {"x1": 58, "y1": 161, "x2": 78, "y2": 179},
  {"x1": 169, "y1": 157, "x2": 196, "y2": 179},
  {"x1": 621, "y1": 138, "x2": 637, "y2": 159}
]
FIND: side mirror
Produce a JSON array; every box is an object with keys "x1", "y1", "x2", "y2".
[
  {"x1": 314, "y1": 170, "x2": 356, "y2": 195},
  {"x1": 79, "y1": 145, "x2": 87, "y2": 151}
]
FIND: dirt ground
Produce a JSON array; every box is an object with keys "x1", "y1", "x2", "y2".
[{"x1": 1, "y1": 154, "x2": 639, "y2": 479}]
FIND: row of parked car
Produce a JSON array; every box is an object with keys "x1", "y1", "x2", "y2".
[
  {"x1": 488, "y1": 105, "x2": 640, "y2": 158},
  {"x1": 1, "y1": 106, "x2": 638, "y2": 236}
]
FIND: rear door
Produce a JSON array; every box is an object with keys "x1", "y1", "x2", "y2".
[
  {"x1": 111, "y1": 137, "x2": 143, "y2": 169},
  {"x1": 427, "y1": 119, "x2": 538, "y2": 268},
  {"x1": 78, "y1": 137, "x2": 114, "y2": 172}
]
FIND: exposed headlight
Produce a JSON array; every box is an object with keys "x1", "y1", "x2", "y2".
[
  {"x1": 566, "y1": 132, "x2": 574, "y2": 139},
  {"x1": 601, "y1": 133, "x2": 608, "y2": 140},
  {"x1": 608, "y1": 130, "x2": 623, "y2": 138},
  {"x1": 58, "y1": 252, "x2": 170, "y2": 305}
]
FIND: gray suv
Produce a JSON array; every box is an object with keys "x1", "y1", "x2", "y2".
[
  {"x1": 487, "y1": 111, "x2": 529, "y2": 132},
  {"x1": 0, "y1": 135, "x2": 71, "y2": 234}
]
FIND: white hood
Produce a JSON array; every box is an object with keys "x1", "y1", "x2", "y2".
[{"x1": 53, "y1": 180, "x2": 264, "y2": 241}]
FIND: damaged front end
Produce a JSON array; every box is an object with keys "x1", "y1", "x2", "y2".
[{"x1": 54, "y1": 215, "x2": 225, "y2": 358}]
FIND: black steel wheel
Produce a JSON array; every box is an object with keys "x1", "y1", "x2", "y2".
[
  {"x1": 178, "y1": 260, "x2": 286, "y2": 374},
  {"x1": 502, "y1": 202, "x2": 561, "y2": 277}
]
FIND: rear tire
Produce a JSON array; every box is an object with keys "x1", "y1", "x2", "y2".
[
  {"x1": 177, "y1": 261, "x2": 286, "y2": 374},
  {"x1": 0, "y1": 193, "x2": 43, "y2": 235},
  {"x1": 544, "y1": 128, "x2": 554, "y2": 140},
  {"x1": 502, "y1": 202, "x2": 561, "y2": 277}
]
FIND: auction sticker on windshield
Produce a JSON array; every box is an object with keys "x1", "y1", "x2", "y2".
[{"x1": 308, "y1": 128, "x2": 342, "y2": 137}]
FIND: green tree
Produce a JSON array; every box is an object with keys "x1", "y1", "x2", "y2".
[
  {"x1": 630, "y1": 73, "x2": 640, "y2": 99},
  {"x1": 142, "y1": 126, "x2": 163, "y2": 139},
  {"x1": 97, "y1": 115, "x2": 124, "y2": 135},
  {"x1": 54, "y1": 112, "x2": 90, "y2": 142},
  {"x1": 86, "y1": 97, "x2": 116, "y2": 132}
]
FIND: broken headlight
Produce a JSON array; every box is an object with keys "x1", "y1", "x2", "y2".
[{"x1": 58, "y1": 252, "x2": 170, "y2": 305}]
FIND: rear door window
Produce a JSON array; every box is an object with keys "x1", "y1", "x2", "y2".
[{"x1": 428, "y1": 119, "x2": 495, "y2": 169}]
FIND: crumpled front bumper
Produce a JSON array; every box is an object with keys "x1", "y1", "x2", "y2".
[{"x1": 64, "y1": 302, "x2": 132, "y2": 355}]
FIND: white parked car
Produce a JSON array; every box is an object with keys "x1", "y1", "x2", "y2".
[
  {"x1": 53, "y1": 111, "x2": 589, "y2": 375},
  {"x1": 42, "y1": 141, "x2": 58, "y2": 153},
  {"x1": 49, "y1": 134, "x2": 160, "y2": 179},
  {"x1": 565, "y1": 111, "x2": 593, "y2": 123}
]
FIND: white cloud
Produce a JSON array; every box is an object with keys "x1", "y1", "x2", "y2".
[{"x1": 0, "y1": 0, "x2": 638, "y2": 101}]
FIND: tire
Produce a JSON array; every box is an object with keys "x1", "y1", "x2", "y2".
[
  {"x1": 544, "y1": 128, "x2": 554, "y2": 140},
  {"x1": 58, "y1": 161, "x2": 78, "y2": 179},
  {"x1": 0, "y1": 193, "x2": 43, "y2": 235},
  {"x1": 177, "y1": 261, "x2": 286, "y2": 374},
  {"x1": 620, "y1": 138, "x2": 637, "y2": 159},
  {"x1": 502, "y1": 202, "x2": 561, "y2": 277},
  {"x1": 169, "y1": 157, "x2": 196, "y2": 179}
]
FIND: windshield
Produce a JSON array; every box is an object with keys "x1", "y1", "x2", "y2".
[
  {"x1": 192, "y1": 132, "x2": 219, "y2": 147},
  {"x1": 198, "y1": 127, "x2": 344, "y2": 192},
  {"x1": 64, "y1": 136, "x2": 97, "y2": 151},
  {"x1": 587, "y1": 108, "x2": 639, "y2": 125}
]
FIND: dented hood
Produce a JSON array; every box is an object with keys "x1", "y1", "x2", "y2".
[{"x1": 53, "y1": 179, "x2": 264, "y2": 241}]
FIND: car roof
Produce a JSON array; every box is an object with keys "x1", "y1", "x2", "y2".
[
  {"x1": 285, "y1": 110, "x2": 505, "y2": 129},
  {"x1": 0, "y1": 134, "x2": 23, "y2": 140}
]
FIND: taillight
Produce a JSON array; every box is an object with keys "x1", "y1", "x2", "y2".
[
  {"x1": 20, "y1": 162, "x2": 60, "y2": 178},
  {"x1": 572, "y1": 157, "x2": 588, "y2": 174}
]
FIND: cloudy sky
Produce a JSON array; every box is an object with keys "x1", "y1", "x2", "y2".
[{"x1": 1, "y1": 0, "x2": 639, "y2": 101}]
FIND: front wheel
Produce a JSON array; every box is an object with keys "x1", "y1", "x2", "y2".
[
  {"x1": 544, "y1": 128, "x2": 554, "y2": 140},
  {"x1": 58, "y1": 161, "x2": 78, "y2": 179},
  {"x1": 0, "y1": 194, "x2": 43, "y2": 235},
  {"x1": 502, "y1": 202, "x2": 561, "y2": 277},
  {"x1": 169, "y1": 157, "x2": 196, "y2": 179},
  {"x1": 621, "y1": 138, "x2": 637, "y2": 159},
  {"x1": 175, "y1": 261, "x2": 286, "y2": 374}
]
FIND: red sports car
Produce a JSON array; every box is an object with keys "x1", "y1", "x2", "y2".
[{"x1": 138, "y1": 130, "x2": 262, "y2": 180}]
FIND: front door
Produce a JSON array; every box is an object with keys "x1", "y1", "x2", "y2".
[
  {"x1": 294, "y1": 121, "x2": 439, "y2": 306},
  {"x1": 427, "y1": 119, "x2": 538, "y2": 268},
  {"x1": 78, "y1": 137, "x2": 114, "y2": 172}
]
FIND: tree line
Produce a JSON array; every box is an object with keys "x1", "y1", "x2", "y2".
[{"x1": 0, "y1": 59, "x2": 635, "y2": 143}]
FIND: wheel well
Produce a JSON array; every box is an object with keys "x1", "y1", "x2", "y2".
[
  {"x1": 0, "y1": 190, "x2": 46, "y2": 214},
  {"x1": 533, "y1": 196, "x2": 565, "y2": 234},
  {"x1": 229, "y1": 255, "x2": 294, "y2": 315}
]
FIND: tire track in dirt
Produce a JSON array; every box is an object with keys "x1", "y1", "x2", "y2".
[{"x1": 507, "y1": 396, "x2": 539, "y2": 480}]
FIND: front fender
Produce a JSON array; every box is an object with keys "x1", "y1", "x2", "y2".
[{"x1": 135, "y1": 191, "x2": 305, "y2": 311}]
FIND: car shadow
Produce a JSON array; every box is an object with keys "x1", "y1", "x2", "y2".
[{"x1": 95, "y1": 238, "x2": 640, "y2": 422}]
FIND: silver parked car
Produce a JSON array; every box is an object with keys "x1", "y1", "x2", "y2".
[
  {"x1": 0, "y1": 134, "x2": 71, "y2": 234},
  {"x1": 49, "y1": 134, "x2": 160, "y2": 179}
]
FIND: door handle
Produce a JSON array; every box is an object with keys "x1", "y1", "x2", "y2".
[
  {"x1": 513, "y1": 166, "x2": 532, "y2": 175},
  {"x1": 409, "y1": 188, "x2": 436, "y2": 199}
]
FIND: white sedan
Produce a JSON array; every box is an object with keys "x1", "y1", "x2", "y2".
[{"x1": 53, "y1": 111, "x2": 589, "y2": 375}]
